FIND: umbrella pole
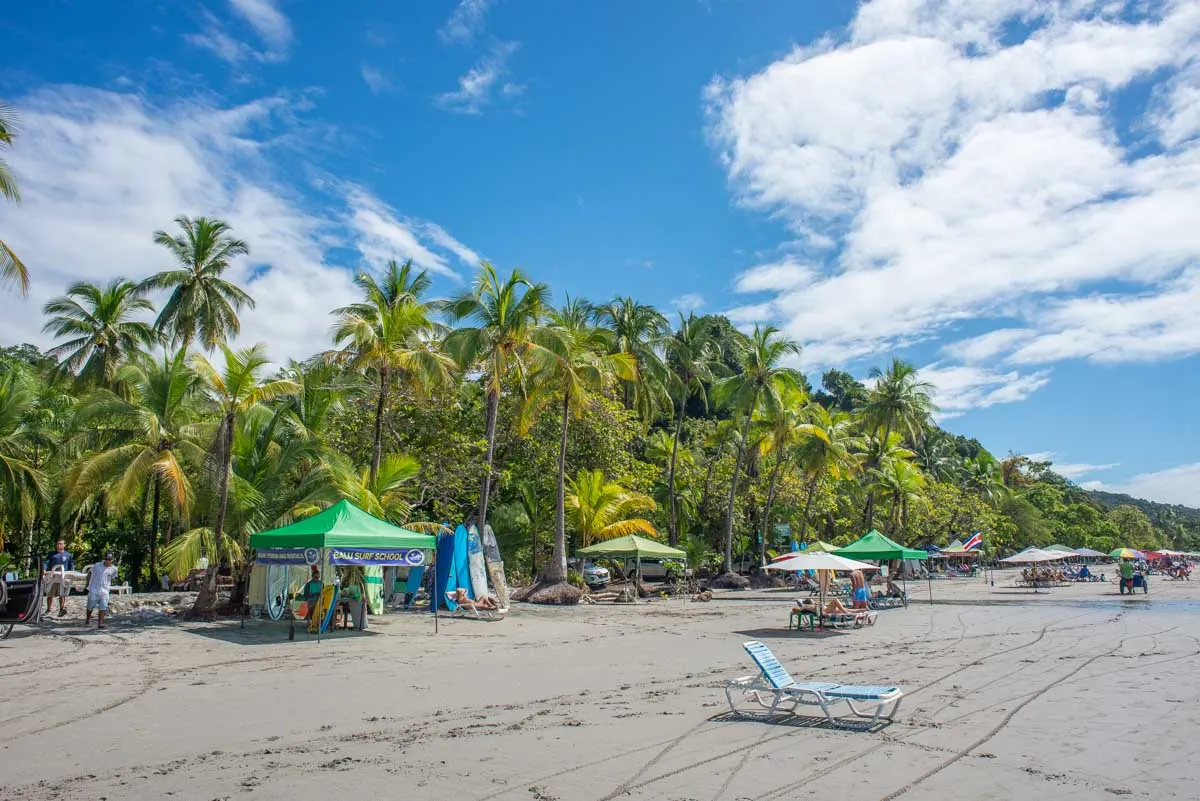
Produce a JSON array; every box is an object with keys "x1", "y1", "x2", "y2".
[
  {"x1": 927, "y1": 564, "x2": 933, "y2": 607},
  {"x1": 433, "y1": 536, "x2": 439, "y2": 635}
]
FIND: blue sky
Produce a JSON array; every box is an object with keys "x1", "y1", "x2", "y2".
[{"x1": 1, "y1": 1, "x2": 1199, "y2": 505}]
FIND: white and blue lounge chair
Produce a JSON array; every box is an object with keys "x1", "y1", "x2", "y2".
[{"x1": 724, "y1": 641, "x2": 903, "y2": 728}]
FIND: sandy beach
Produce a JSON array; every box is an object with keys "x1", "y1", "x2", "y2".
[{"x1": 2, "y1": 571, "x2": 1198, "y2": 801}]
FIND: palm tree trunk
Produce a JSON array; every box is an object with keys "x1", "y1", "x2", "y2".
[
  {"x1": 370, "y1": 367, "x2": 390, "y2": 485},
  {"x1": 701, "y1": 444, "x2": 720, "y2": 516},
  {"x1": 196, "y1": 412, "x2": 235, "y2": 613},
  {"x1": 798, "y1": 473, "x2": 819, "y2": 543},
  {"x1": 667, "y1": 397, "x2": 687, "y2": 546},
  {"x1": 760, "y1": 455, "x2": 785, "y2": 566},
  {"x1": 477, "y1": 388, "x2": 500, "y2": 536},
  {"x1": 149, "y1": 475, "x2": 162, "y2": 588},
  {"x1": 546, "y1": 391, "x2": 571, "y2": 585},
  {"x1": 861, "y1": 421, "x2": 893, "y2": 531},
  {"x1": 723, "y1": 410, "x2": 755, "y2": 573}
]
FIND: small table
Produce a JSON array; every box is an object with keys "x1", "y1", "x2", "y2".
[{"x1": 789, "y1": 608, "x2": 817, "y2": 632}]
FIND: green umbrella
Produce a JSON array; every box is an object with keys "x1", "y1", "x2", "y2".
[{"x1": 834, "y1": 529, "x2": 928, "y2": 561}]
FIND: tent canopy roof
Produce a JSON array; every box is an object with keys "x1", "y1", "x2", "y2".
[
  {"x1": 576, "y1": 535, "x2": 686, "y2": 560},
  {"x1": 248, "y1": 499, "x2": 435, "y2": 550},
  {"x1": 1045, "y1": 544, "x2": 1077, "y2": 553},
  {"x1": 765, "y1": 552, "x2": 877, "y2": 573},
  {"x1": 835, "y1": 530, "x2": 928, "y2": 561}
]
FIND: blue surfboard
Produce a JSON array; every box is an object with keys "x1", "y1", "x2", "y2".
[
  {"x1": 453, "y1": 524, "x2": 474, "y2": 599},
  {"x1": 403, "y1": 565, "x2": 424, "y2": 609},
  {"x1": 436, "y1": 530, "x2": 458, "y2": 610}
]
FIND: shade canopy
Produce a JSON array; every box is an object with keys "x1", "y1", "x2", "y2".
[
  {"x1": 835, "y1": 530, "x2": 928, "y2": 561},
  {"x1": 1044, "y1": 544, "x2": 1077, "y2": 553},
  {"x1": 765, "y1": 552, "x2": 878, "y2": 573},
  {"x1": 248, "y1": 499, "x2": 435, "y2": 550},
  {"x1": 576, "y1": 535, "x2": 686, "y2": 560},
  {"x1": 1109, "y1": 547, "x2": 1146, "y2": 560},
  {"x1": 1072, "y1": 547, "x2": 1109, "y2": 558},
  {"x1": 999, "y1": 548, "x2": 1070, "y2": 563},
  {"x1": 769, "y1": 541, "x2": 838, "y2": 562}
]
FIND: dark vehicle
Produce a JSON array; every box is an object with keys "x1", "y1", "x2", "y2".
[{"x1": 0, "y1": 575, "x2": 44, "y2": 639}]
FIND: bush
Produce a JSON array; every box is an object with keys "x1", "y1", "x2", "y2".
[{"x1": 567, "y1": 570, "x2": 587, "y2": 589}]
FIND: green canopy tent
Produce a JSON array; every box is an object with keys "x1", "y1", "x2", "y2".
[
  {"x1": 249, "y1": 499, "x2": 437, "y2": 639},
  {"x1": 835, "y1": 529, "x2": 929, "y2": 606},
  {"x1": 577, "y1": 535, "x2": 686, "y2": 597}
]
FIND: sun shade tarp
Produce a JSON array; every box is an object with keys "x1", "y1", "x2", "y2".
[
  {"x1": 576, "y1": 535, "x2": 686, "y2": 559},
  {"x1": 834, "y1": 529, "x2": 928, "y2": 561},
  {"x1": 248, "y1": 499, "x2": 435, "y2": 551}
]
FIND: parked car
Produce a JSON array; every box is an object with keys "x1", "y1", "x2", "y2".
[
  {"x1": 580, "y1": 561, "x2": 610, "y2": 588},
  {"x1": 625, "y1": 559, "x2": 692, "y2": 581}
]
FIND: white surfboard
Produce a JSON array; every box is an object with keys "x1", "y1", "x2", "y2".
[{"x1": 466, "y1": 524, "x2": 489, "y2": 600}]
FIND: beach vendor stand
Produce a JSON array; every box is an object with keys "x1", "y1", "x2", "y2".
[
  {"x1": 248, "y1": 500, "x2": 436, "y2": 642},
  {"x1": 576, "y1": 535, "x2": 686, "y2": 600},
  {"x1": 835, "y1": 529, "x2": 929, "y2": 605}
]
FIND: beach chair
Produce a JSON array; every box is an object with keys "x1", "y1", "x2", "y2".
[
  {"x1": 724, "y1": 641, "x2": 903, "y2": 728},
  {"x1": 444, "y1": 591, "x2": 504, "y2": 621}
]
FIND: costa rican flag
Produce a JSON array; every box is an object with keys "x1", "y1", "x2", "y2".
[{"x1": 963, "y1": 532, "x2": 983, "y2": 551}]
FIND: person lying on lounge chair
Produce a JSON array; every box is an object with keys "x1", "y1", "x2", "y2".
[
  {"x1": 452, "y1": 588, "x2": 499, "y2": 611},
  {"x1": 822, "y1": 597, "x2": 854, "y2": 616}
]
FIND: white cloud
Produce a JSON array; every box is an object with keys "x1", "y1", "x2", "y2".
[
  {"x1": 437, "y1": 41, "x2": 521, "y2": 114},
  {"x1": 439, "y1": 0, "x2": 494, "y2": 45},
  {"x1": 706, "y1": 0, "x2": 1200, "y2": 377},
  {"x1": 734, "y1": 257, "x2": 815, "y2": 293},
  {"x1": 920, "y1": 362, "x2": 1051, "y2": 418},
  {"x1": 671, "y1": 293, "x2": 706, "y2": 313},
  {"x1": 1084, "y1": 462, "x2": 1200, "y2": 507},
  {"x1": 0, "y1": 86, "x2": 478, "y2": 362},
  {"x1": 1022, "y1": 452, "x2": 1118, "y2": 480},
  {"x1": 360, "y1": 64, "x2": 393, "y2": 95},
  {"x1": 229, "y1": 0, "x2": 292, "y2": 51}
]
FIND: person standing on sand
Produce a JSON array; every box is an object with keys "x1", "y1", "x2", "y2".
[
  {"x1": 43, "y1": 539, "x2": 75, "y2": 617},
  {"x1": 84, "y1": 553, "x2": 118, "y2": 630},
  {"x1": 850, "y1": 570, "x2": 869, "y2": 609}
]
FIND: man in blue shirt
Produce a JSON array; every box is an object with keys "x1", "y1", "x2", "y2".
[{"x1": 44, "y1": 539, "x2": 76, "y2": 616}]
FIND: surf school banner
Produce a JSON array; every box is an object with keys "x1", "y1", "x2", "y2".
[
  {"x1": 329, "y1": 548, "x2": 426, "y2": 567},
  {"x1": 255, "y1": 548, "x2": 317, "y2": 566}
]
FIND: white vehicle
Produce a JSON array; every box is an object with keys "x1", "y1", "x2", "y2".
[{"x1": 581, "y1": 561, "x2": 610, "y2": 588}]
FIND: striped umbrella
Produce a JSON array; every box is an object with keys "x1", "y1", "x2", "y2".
[{"x1": 1108, "y1": 548, "x2": 1146, "y2": 560}]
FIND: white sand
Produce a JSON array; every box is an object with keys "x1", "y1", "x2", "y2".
[{"x1": 2, "y1": 570, "x2": 1198, "y2": 800}]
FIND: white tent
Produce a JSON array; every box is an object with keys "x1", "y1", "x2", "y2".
[{"x1": 999, "y1": 548, "x2": 1071, "y2": 564}]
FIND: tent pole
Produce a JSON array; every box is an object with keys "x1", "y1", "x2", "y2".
[
  {"x1": 927, "y1": 567, "x2": 933, "y2": 607},
  {"x1": 433, "y1": 536, "x2": 439, "y2": 635}
]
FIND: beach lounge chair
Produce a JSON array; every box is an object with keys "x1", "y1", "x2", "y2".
[
  {"x1": 724, "y1": 641, "x2": 903, "y2": 728},
  {"x1": 444, "y1": 591, "x2": 504, "y2": 620}
]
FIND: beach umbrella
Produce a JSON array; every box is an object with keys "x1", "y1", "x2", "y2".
[
  {"x1": 764, "y1": 552, "x2": 877, "y2": 573},
  {"x1": 1108, "y1": 548, "x2": 1146, "y2": 560},
  {"x1": 1072, "y1": 547, "x2": 1107, "y2": 558},
  {"x1": 999, "y1": 548, "x2": 1070, "y2": 563},
  {"x1": 1044, "y1": 544, "x2": 1076, "y2": 553}
]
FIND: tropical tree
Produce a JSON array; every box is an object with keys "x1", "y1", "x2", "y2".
[
  {"x1": 445, "y1": 262, "x2": 555, "y2": 541},
  {"x1": 0, "y1": 101, "x2": 28, "y2": 295},
  {"x1": 188, "y1": 344, "x2": 297, "y2": 611},
  {"x1": 661, "y1": 312, "x2": 723, "y2": 545},
  {"x1": 871, "y1": 453, "x2": 926, "y2": 538},
  {"x1": 331, "y1": 260, "x2": 453, "y2": 483},
  {"x1": 42, "y1": 279, "x2": 158, "y2": 386},
  {"x1": 280, "y1": 359, "x2": 360, "y2": 446},
  {"x1": 66, "y1": 349, "x2": 205, "y2": 584},
  {"x1": 0, "y1": 370, "x2": 46, "y2": 550},
  {"x1": 524, "y1": 298, "x2": 635, "y2": 586},
  {"x1": 712, "y1": 325, "x2": 803, "y2": 574},
  {"x1": 566, "y1": 469, "x2": 656, "y2": 547},
  {"x1": 592, "y1": 296, "x2": 669, "y2": 422},
  {"x1": 754, "y1": 385, "x2": 821, "y2": 564},
  {"x1": 859, "y1": 358, "x2": 935, "y2": 529},
  {"x1": 793, "y1": 406, "x2": 861, "y2": 543},
  {"x1": 946, "y1": 455, "x2": 1007, "y2": 538},
  {"x1": 322, "y1": 452, "x2": 422, "y2": 524},
  {"x1": 142, "y1": 215, "x2": 254, "y2": 351}
]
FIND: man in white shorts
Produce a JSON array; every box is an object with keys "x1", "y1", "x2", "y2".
[
  {"x1": 43, "y1": 539, "x2": 76, "y2": 617},
  {"x1": 84, "y1": 553, "x2": 118, "y2": 630}
]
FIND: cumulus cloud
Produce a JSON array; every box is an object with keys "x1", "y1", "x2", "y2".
[
  {"x1": 1023, "y1": 452, "x2": 1118, "y2": 481},
  {"x1": 439, "y1": 0, "x2": 494, "y2": 45},
  {"x1": 706, "y1": 0, "x2": 1200, "y2": 402},
  {"x1": 0, "y1": 86, "x2": 478, "y2": 363},
  {"x1": 919, "y1": 363, "x2": 1051, "y2": 419},
  {"x1": 437, "y1": 41, "x2": 522, "y2": 114},
  {"x1": 671, "y1": 293, "x2": 706, "y2": 313},
  {"x1": 1082, "y1": 462, "x2": 1200, "y2": 507}
]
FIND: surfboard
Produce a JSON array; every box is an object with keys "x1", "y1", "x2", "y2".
[
  {"x1": 481, "y1": 523, "x2": 510, "y2": 612},
  {"x1": 466, "y1": 525, "x2": 489, "y2": 600},
  {"x1": 403, "y1": 565, "x2": 424, "y2": 609},
  {"x1": 435, "y1": 530, "x2": 458, "y2": 610},
  {"x1": 309, "y1": 585, "x2": 337, "y2": 634},
  {"x1": 453, "y1": 524, "x2": 474, "y2": 599}
]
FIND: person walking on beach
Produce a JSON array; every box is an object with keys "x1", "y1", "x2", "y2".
[
  {"x1": 84, "y1": 553, "x2": 118, "y2": 630},
  {"x1": 43, "y1": 539, "x2": 75, "y2": 617}
]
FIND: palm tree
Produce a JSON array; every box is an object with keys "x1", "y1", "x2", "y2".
[
  {"x1": 189, "y1": 344, "x2": 298, "y2": 611},
  {"x1": 566, "y1": 469, "x2": 656, "y2": 546},
  {"x1": 331, "y1": 260, "x2": 453, "y2": 483},
  {"x1": 0, "y1": 101, "x2": 28, "y2": 295},
  {"x1": 281, "y1": 359, "x2": 360, "y2": 446},
  {"x1": 794, "y1": 406, "x2": 861, "y2": 543},
  {"x1": 524, "y1": 298, "x2": 636, "y2": 585},
  {"x1": 712, "y1": 325, "x2": 803, "y2": 574},
  {"x1": 142, "y1": 215, "x2": 254, "y2": 351},
  {"x1": 948, "y1": 454, "x2": 1008, "y2": 537},
  {"x1": 592, "y1": 296, "x2": 669, "y2": 422},
  {"x1": 42, "y1": 279, "x2": 158, "y2": 386},
  {"x1": 324, "y1": 452, "x2": 421, "y2": 524},
  {"x1": 859, "y1": 358, "x2": 935, "y2": 529},
  {"x1": 661, "y1": 312, "x2": 723, "y2": 545},
  {"x1": 0, "y1": 370, "x2": 47, "y2": 550},
  {"x1": 870, "y1": 448, "x2": 925, "y2": 538},
  {"x1": 66, "y1": 349, "x2": 205, "y2": 583},
  {"x1": 754, "y1": 385, "x2": 821, "y2": 564},
  {"x1": 445, "y1": 262, "x2": 556, "y2": 540}
]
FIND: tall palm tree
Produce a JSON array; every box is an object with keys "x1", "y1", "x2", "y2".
[
  {"x1": 859, "y1": 358, "x2": 935, "y2": 529},
  {"x1": 323, "y1": 452, "x2": 422, "y2": 524},
  {"x1": 592, "y1": 296, "x2": 669, "y2": 422},
  {"x1": 189, "y1": 344, "x2": 297, "y2": 610},
  {"x1": 331, "y1": 260, "x2": 452, "y2": 483},
  {"x1": 142, "y1": 215, "x2": 254, "y2": 351},
  {"x1": 794, "y1": 406, "x2": 860, "y2": 543},
  {"x1": 712, "y1": 325, "x2": 803, "y2": 574},
  {"x1": 949, "y1": 454, "x2": 1008, "y2": 537},
  {"x1": 66, "y1": 349, "x2": 205, "y2": 583},
  {"x1": 754, "y1": 385, "x2": 821, "y2": 564},
  {"x1": 526, "y1": 299, "x2": 636, "y2": 584},
  {"x1": 445, "y1": 262, "x2": 556, "y2": 540},
  {"x1": 870, "y1": 447, "x2": 925, "y2": 538},
  {"x1": 0, "y1": 101, "x2": 28, "y2": 295},
  {"x1": 0, "y1": 370, "x2": 47, "y2": 550},
  {"x1": 280, "y1": 359, "x2": 360, "y2": 446},
  {"x1": 42, "y1": 279, "x2": 158, "y2": 386},
  {"x1": 566, "y1": 469, "x2": 656, "y2": 547},
  {"x1": 661, "y1": 312, "x2": 723, "y2": 545}
]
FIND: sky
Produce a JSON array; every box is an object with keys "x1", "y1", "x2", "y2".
[{"x1": 1, "y1": 0, "x2": 1198, "y2": 506}]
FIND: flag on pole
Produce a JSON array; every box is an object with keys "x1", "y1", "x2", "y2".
[{"x1": 963, "y1": 532, "x2": 983, "y2": 551}]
